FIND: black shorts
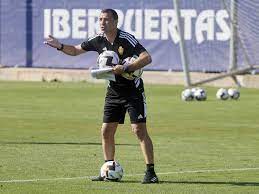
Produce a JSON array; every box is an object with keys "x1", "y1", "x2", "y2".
[{"x1": 103, "y1": 94, "x2": 147, "y2": 124}]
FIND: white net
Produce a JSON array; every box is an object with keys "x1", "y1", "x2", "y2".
[
  {"x1": 229, "y1": 0, "x2": 259, "y2": 68},
  {"x1": 179, "y1": 0, "x2": 259, "y2": 73}
]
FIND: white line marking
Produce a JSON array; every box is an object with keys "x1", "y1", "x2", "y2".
[
  {"x1": 0, "y1": 176, "x2": 90, "y2": 183},
  {"x1": 1, "y1": 167, "x2": 259, "y2": 183}
]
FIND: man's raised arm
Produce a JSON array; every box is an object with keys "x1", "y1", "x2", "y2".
[{"x1": 44, "y1": 35, "x2": 86, "y2": 56}]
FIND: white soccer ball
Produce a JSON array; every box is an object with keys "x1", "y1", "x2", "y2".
[
  {"x1": 193, "y1": 88, "x2": 207, "y2": 101},
  {"x1": 181, "y1": 88, "x2": 194, "y2": 101},
  {"x1": 216, "y1": 88, "x2": 229, "y2": 100},
  {"x1": 228, "y1": 88, "x2": 240, "y2": 100},
  {"x1": 121, "y1": 56, "x2": 143, "y2": 80},
  {"x1": 97, "y1": 51, "x2": 119, "y2": 68},
  {"x1": 100, "y1": 161, "x2": 123, "y2": 181},
  {"x1": 191, "y1": 87, "x2": 198, "y2": 94},
  {"x1": 122, "y1": 68, "x2": 143, "y2": 80}
]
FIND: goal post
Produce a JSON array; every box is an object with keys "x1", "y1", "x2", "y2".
[
  {"x1": 229, "y1": 0, "x2": 238, "y2": 72},
  {"x1": 173, "y1": 0, "x2": 259, "y2": 87},
  {"x1": 173, "y1": 0, "x2": 191, "y2": 87}
]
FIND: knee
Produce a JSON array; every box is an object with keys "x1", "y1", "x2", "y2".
[
  {"x1": 101, "y1": 125, "x2": 116, "y2": 140},
  {"x1": 102, "y1": 128, "x2": 111, "y2": 140},
  {"x1": 132, "y1": 126, "x2": 147, "y2": 141}
]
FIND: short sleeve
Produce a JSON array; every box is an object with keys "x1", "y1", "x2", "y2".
[
  {"x1": 81, "y1": 36, "x2": 99, "y2": 52},
  {"x1": 134, "y1": 41, "x2": 147, "y2": 56}
]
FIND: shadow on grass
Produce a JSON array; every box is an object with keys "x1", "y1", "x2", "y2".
[{"x1": 0, "y1": 141, "x2": 138, "y2": 146}]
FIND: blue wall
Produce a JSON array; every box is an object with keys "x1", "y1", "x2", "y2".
[{"x1": 0, "y1": 0, "x2": 258, "y2": 72}]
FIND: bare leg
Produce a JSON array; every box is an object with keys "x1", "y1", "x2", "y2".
[
  {"x1": 101, "y1": 122, "x2": 118, "y2": 160},
  {"x1": 131, "y1": 123, "x2": 154, "y2": 164}
]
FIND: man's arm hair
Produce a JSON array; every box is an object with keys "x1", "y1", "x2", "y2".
[
  {"x1": 44, "y1": 35, "x2": 86, "y2": 56},
  {"x1": 126, "y1": 51, "x2": 152, "y2": 72},
  {"x1": 59, "y1": 44, "x2": 86, "y2": 56}
]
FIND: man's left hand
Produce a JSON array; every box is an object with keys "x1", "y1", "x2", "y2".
[{"x1": 112, "y1": 65, "x2": 124, "y2": 75}]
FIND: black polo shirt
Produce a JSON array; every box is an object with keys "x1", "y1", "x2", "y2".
[{"x1": 81, "y1": 29, "x2": 147, "y2": 97}]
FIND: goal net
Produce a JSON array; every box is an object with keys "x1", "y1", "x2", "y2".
[{"x1": 175, "y1": 0, "x2": 259, "y2": 86}]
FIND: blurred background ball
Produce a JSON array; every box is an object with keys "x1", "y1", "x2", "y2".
[
  {"x1": 193, "y1": 88, "x2": 207, "y2": 101},
  {"x1": 181, "y1": 88, "x2": 194, "y2": 101},
  {"x1": 228, "y1": 88, "x2": 240, "y2": 100},
  {"x1": 216, "y1": 88, "x2": 229, "y2": 100}
]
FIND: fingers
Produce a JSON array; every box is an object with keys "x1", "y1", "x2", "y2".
[
  {"x1": 43, "y1": 35, "x2": 56, "y2": 43},
  {"x1": 44, "y1": 35, "x2": 59, "y2": 48},
  {"x1": 48, "y1": 34, "x2": 55, "y2": 39},
  {"x1": 44, "y1": 35, "x2": 53, "y2": 44},
  {"x1": 45, "y1": 35, "x2": 55, "y2": 42},
  {"x1": 44, "y1": 42, "x2": 56, "y2": 48},
  {"x1": 43, "y1": 40, "x2": 50, "y2": 45},
  {"x1": 112, "y1": 65, "x2": 124, "y2": 75},
  {"x1": 43, "y1": 40, "x2": 57, "y2": 48}
]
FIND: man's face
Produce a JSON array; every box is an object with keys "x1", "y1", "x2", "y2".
[{"x1": 99, "y1": 12, "x2": 117, "y2": 33}]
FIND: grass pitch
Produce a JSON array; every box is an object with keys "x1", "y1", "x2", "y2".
[{"x1": 0, "y1": 81, "x2": 259, "y2": 194}]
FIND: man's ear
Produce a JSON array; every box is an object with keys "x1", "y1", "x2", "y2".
[{"x1": 114, "y1": 20, "x2": 118, "y2": 26}]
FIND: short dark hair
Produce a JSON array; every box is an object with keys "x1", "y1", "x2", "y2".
[{"x1": 101, "y1": 9, "x2": 118, "y2": 21}]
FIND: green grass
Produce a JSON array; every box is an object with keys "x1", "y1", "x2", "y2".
[{"x1": 0, "y1": 81, "x2": 259, "y2": 194}]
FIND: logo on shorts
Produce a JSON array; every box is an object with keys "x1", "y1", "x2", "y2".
[{"x1": 138, "y1": 114, "x2": 143, "y2": 119}]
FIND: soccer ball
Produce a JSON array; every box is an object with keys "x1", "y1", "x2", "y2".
[
  {"x1": 228, "y1": 88, "x2": 240, "y2": 100},
  {"x1": 216, "y1": 88, "x2": 229, "y2": 100},
  {"x1": 193, "y1": 88, "x2": 207, "y2": 101},
  {"x1": 97, "y1": 51, "x2": 119, "y2": 68},
  {"x1": 181, "y1": 88, "x2": 194, "y2": 101},
  {"x1": 122, "y1": 68, "x2": 143, "y2": 80},
  {"x1": 100, "y1": 161, "x2": 123, "y2": 181},
  {"x1": 191, "y1": 87, "x2": 198, "y2": 94},
  {"x1": 121, "y1": 56, "x2": 143, "y2": 80}
]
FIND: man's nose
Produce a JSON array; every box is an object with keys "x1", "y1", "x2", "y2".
[{"x1": 100, "y1": 20, "x2": 105, "y2": 25}]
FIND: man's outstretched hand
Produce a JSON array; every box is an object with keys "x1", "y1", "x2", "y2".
[{"x1": 44, "y1": 35, "x2": 62, "y2": 49}]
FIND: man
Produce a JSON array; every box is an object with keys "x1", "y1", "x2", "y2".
[{"x1": 44, "y1": 9, "x2": 158, "y2": 184}]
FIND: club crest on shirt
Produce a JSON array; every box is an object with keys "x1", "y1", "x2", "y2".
[{"x1": 118, "y1": 46, "x2": 124, "y2": 56}]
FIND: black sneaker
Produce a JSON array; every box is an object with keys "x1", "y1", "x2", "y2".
[
  {"x1": 91, "y1": 175, "x2": 104, "y2": 181},
  {"x1": 142, "y1": 171, "x2": 159, "y2": 184}
]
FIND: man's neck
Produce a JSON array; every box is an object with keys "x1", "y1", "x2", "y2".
[{"x1": 105, "y1": 28, "x2": 118, "y2": 44}]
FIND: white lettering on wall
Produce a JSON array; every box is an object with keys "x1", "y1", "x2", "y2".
[
  {"x1": 44, "y1": 9, "x2": 51, "y2": 38},
  {"x1": 216, "y1": 10, "x2": 230, "y2": 41},
  {"x1": 124, "y1": 9, "x2": 142, "y2": 39},
  {"x1": 144, "y1": 9, "x2": 160, "y2": 40},
  {"x1": 72, "y1": 9, "x2": 87, "y2": 39},
  {"x1": 115, "y1": 9, "x2": 124, "y2": 29},
  {"x1": 196, "y1": 10, "x2": 215, "y2": 44},
  {"x1": 88, "y1": 9, "x2": 101, "y2": 37},
  {"x1": 52, "y1": 9, "x2": 70, "y2": 38},
  {"x1": 43, "y1": 8, "x2": 230, "y2": 44},
  {"x1": 181, "y1": 9, "x2": 197, "y2": 40}
]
